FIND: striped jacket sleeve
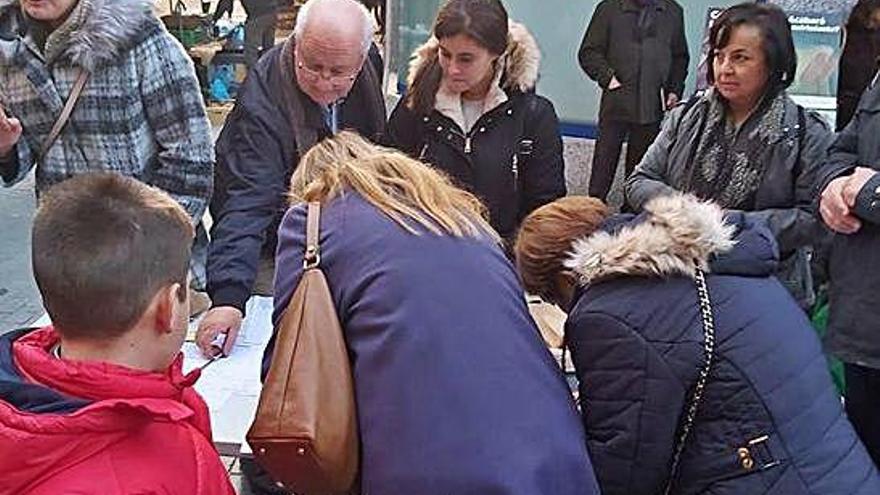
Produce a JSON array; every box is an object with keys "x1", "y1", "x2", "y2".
[{"x1": 135, "y1": 27, "x2": 214, "y2": 222}]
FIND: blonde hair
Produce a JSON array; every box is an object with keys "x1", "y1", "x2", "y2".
[
  {"x1": 291, "y1": 131, "x2": 499, "y2": 242},
  {"x1": 514, "y1": 196, "x2": 609, "y2": 302}
]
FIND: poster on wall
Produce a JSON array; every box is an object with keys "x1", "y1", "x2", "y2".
[{"x1": 768, "y1": 0, "x2": 858, "y2": 123}]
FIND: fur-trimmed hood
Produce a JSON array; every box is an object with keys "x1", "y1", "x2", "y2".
[
  {"x1": 407, "y1": 20, "x2": 541, "y2": 93},
  {"x1": 406, "y1": 21, "x2": 541, "y2": 131},
  {"x1": 0, "y1": 0, "x2": 156, "y2": 70},
  {"x1": 566, "y1": 194, "x2": 779, "y2": 285}
]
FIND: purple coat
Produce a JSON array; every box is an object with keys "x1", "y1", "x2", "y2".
[{"x1": 266, "y1": 192, "x2": 599, "y2": 494}]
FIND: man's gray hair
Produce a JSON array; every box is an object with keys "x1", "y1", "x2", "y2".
[{"x1": 293, "y1": 0, "x2": 375, "y2": 54}]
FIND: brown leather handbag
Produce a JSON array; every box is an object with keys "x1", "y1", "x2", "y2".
[{"x1": 246, "y1": 202, "x2": 359, "y2": 494}]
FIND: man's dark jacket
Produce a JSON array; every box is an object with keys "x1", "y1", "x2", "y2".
[
  {"x1": 816, "y1": 77, "x2": 880, "y2": 370},
  {"x1": 207, "y1": 38, "x2": 385, "y2": 312},
  {"x1": 578, "y1": 0, "x2": 689, "y2": 124}
]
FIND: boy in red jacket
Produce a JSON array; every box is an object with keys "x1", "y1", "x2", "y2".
[{"x1": 0, "y1": 173, "x2": 234, "y2": 494}]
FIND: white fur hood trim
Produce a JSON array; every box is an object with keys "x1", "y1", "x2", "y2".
[
  {"x1": 566, "y1": 194, "x2": 737, "y2": 284},
  {"x1": 407, "y1": 20, "x2": 541, "y2": 92}
]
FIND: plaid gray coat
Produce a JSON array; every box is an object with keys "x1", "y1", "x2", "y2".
[{"x1": 0, "y1": 0, "x2": 213, "y2": 220}]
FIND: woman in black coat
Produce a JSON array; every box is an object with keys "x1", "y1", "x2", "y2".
[
  {"x1": 386, "y1": 0, "x2": 565, "y2": 242},
  {"x1": 514, "y1": 194, "x2": 880, "y2": 495}
]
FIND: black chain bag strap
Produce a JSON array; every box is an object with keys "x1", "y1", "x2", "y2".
[{"x1": 663, "y1": 268, "x2": 717, "y2": 495}]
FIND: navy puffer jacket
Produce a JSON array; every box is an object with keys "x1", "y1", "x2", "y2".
[{"x1": 565, "y1": 194, "x2": 880, "y2": 495}]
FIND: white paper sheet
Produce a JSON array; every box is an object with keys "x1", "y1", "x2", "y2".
[{"x1": 184, "y1": 296, "x2": 274, "y2": 452}]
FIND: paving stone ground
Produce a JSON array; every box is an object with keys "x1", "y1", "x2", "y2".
[{"x1": 0, "y1": 174, "x2": 42, "y2": 334}]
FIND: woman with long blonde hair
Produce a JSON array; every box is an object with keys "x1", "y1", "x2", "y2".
[{"x1": 266, "y1": 132, "x2": 599, "y2": 494}]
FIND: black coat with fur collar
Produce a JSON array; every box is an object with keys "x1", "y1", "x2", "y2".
[
  {"x1": 387, "y1": 91, "x2": 564, "y2": 242},
  {"x1": 386, "y1": 22, "x2": 565, "y2": 243}
]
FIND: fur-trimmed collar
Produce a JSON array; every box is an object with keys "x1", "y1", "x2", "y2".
[
  {"x1": 566, "y1": 195, "x2": 737, "y2": 285},
  {"x1": 0, "y1": 0, "x2": 155, "y2": 70},
  {"x1": 408, "y1": 21, "x2": 541, "y2": 130},
  {"x1": 407, "y1": 21, "x2": 540, "y2": 93}
]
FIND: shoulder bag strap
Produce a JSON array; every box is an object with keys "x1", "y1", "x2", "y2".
[
  {"x1": 304, "y1": 202, "x2": 321, "y2": 269},
  {"x1": 39, "y1": 68, "x2": 90, "y2": 164},
  {"x1": 663, "y1": 268, "x2": 716, "y2": 495}
]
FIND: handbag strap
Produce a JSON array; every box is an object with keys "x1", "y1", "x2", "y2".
[
  {"x1": 663, "y1": 268, "x2": 716, "y2": 495},
  {"x1": 303, "y1": 202, "x2": 321, "y2": 269},
  {"x1": 39, "y1": 68, "x2": 90, "y2": 164}
]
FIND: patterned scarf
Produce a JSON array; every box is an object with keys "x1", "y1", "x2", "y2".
[{"x1": 687, "y1": 89, "x2": 787, "y2": 210}]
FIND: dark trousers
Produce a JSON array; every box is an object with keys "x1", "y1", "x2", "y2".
[
  {"x1": 588, "y1": 119, "x2": 660, "y2": 202},
  {"x1": 244, "y1": 12, "x2": 278, "y2": 68},
  {"x1": 845, "y1": 363, "x2": 880, "y2": 467},
  {"x1": 240, "y1": 456, "x2": 289, "y2": 494}
]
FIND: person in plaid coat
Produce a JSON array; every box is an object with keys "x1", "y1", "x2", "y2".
[{"x1": 0, "y1": 0, "x2": 213, "y2": 222}]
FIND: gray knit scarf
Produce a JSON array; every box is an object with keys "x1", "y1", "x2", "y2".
[{"x1": 688, "y1": 89, "x2": 787, "y2": 209}]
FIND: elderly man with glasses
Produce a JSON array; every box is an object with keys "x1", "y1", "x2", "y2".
[{"x1": 198, "y1": 0, "x2": 385, "y2": 360}]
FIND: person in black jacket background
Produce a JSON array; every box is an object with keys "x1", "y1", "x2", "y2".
[
  {"x1": 386, "y1": 0, "x2": 565, "y2": 244},
  {"x1": 579, "y1": 0, "x2": 689, "y2": 202},
  {"x1": 836, "y1": 0, "x2": 880, "y2": 131},
  {"x1": 817, "y1": 76, "x2": 880, "y2": 466},
  {"x1": 242, "y1": 0, "x2": 281, "y2": 68},
  {"x1": 212, "y1": 0, "x2": 281, "y2": 67}
]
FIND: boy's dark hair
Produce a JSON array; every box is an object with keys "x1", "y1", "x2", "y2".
[
  {"x1": 32, "y1": 173, "x2": 193, "y2": 340},
  {"x1": 707, "y1": 3, "x2": 797, "y2": 95}
]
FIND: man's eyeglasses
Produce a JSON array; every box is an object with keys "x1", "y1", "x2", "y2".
[{"x1": 296, "y1": 59, "x2": 362, "y2": 88}]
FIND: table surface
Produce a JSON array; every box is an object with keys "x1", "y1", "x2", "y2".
[{"x1": 183, "y1": 296, "x2": 273, "y2": 456}]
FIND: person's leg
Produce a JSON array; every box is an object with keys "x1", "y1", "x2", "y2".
[
  {"x1": 240, "y1": 456, "x2": 289, "y2": 494},
  {"x1": 588, "y1": 119, "x2": 628, "y2": 202},
  {"x1": 259, "y1": 12, "x2": 278, "y2": 60},
  {"x1": 845, "y1": 363, "x2": 880, "y2": 466},
  {"x1": 624, "y1": 121, "x2": 661, "y2": 177},
  {"x1": 243, "y1": 14, "x2": 260, "y2": 69}
]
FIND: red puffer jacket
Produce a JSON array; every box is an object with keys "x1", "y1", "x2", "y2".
[{"x1": 0, "y1": 327, "x2": 235, "y2": 495}]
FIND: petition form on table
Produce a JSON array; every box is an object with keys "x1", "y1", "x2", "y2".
[{"x1": 183, "y1": 296, "x2": 274, "y2": 455}]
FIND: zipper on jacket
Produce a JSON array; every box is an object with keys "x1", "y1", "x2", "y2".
[
  {"x1": 432, "y1": 110, "x2": 504, "y2": 156},
  {"x1": 511, "y1": 153, "x2": 519, "y2": 192},
  {"x1": 419, "y1": 142, "x2": 429, "y2": 160}
]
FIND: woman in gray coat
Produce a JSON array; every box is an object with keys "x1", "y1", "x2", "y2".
[{"x1": 625, "y1": 3, "x2": 833, "y2": 307}]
